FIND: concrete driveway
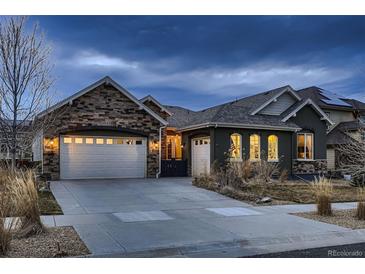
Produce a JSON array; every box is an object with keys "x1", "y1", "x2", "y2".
[{"x1": 50, "y1": 178, "x2": 364, "y2": 257}]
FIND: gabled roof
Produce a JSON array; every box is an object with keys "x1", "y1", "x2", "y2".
[
  {"x1": 281, "y1": 98, "x2": 334, "y2": 125},
  {"x1": 250, "y1": 85, "x2": 301, "y2": 115},
  {"x1": 37, "y1": 76, "x2": 168, "y2": 125},
  {"x1": 140, "y1": 95, "x2": 172, "y2": 116},
  {"x1": 327, "y1": 120, "x2": 364, "y2": 145}
]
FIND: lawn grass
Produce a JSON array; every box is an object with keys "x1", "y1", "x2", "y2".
[
  {"x1": 38, "y1": 191, "x2": 63, "y2": 215},
  {"x1": 193, "y1": 178, "x2": 359, "y2": 205}
]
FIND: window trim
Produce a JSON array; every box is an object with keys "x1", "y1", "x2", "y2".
[
  {"x1": 230, "y1": 133, "x2": 242, "y2": 161},
  {"x1": 297, "y1": 132, "x2": 314, "y2": 160},
  {"x1": 249, "y1": 134, "x2": 261, "y2": 161},
  {"x1": 267, "y1": 134, "x2": 279, "y2": 162}
]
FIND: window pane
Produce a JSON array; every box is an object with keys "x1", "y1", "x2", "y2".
[
  {"x1": 106, "y1": 138, "x2": 113, "y2": 145},
  {"x1": 306, "y1": 134, "x2": 313, "y2": 159},
  {"x1": 230, "y1": 134, "x2": 241, "y2": 159},
  {"x1": 96, "y1": 138, "x2": 104, "y2": 144},
  {"x1": 250, "y1": 134, "x2": 260, "y2": 160},
  {"x1": 85, "y1": 138, "x2": 93, "y2": 144},
  {"x1": 136, "y1": 140, "x2": 142, "y2": 145},
  {"x1": 75, "y1": 137, "x2": 83, "y2": 144},
  {"x1": 268, "y1": 135, "x2": 278, "y2": 161},
  {"x1": 63, "y1": 137, "x2": 72, "y2": 144},
  {"x1": 297, "y1": 134, "x2": 305, "y2": 159},
  {"x1": 126, "y1": 139, "x2": 133, "y2": 145},
  {"x1": 116, "y1": 138, "x2": 123, "y2": 145}
]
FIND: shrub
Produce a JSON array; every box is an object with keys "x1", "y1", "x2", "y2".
[
  {"x1": 310, "y1": 176, "x2": 333, "y2": 216},
  {"x1": 252, "y1": 159, "x2": 280, "y2": 184},
  {"x1": 0, "y1": 170, "x2": 19, "y2": 255},
  {"x1": 356, "y1": 188, "x2": 365, "y2": 220},
  {"x1": 279, "y1": 169, "x2": 288, "y2": 184},
  {"x1": 11, "y1": 170, "x2": 44, "y2": 237}
]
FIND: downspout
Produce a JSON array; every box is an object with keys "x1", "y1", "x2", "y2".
[{"x1": 156, "y1": 125, "x2": 166, "y2": 178}]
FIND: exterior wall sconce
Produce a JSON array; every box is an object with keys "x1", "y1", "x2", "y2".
[{"x1": 44, "y1": 137, "x2": 59, "y2": 152}]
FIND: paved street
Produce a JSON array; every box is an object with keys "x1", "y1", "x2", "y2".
[{"x1": 47, "y1": 178, "x2": 364, "y2": 257}]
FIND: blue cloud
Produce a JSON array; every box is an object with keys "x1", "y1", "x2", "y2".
[{"x1": 29, "y1": 16, "x2": 365, "y2": 110}]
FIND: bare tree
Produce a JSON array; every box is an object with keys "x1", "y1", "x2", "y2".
[
  {"x1": 0, "y1": 16, "x2": 54, "y2": 170},
  {"x1": 337, "y1": 129, "x2": 365, "y2": 186}
]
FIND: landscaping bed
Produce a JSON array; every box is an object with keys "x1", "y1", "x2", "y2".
[
  {"x1": 2, "y1": 226, "x2": 90, "y2": 258},
  {"x1": 193, "y1": 177, "x2": 359, "y2": 206},
  {"x1": 294, "y1": 209, "x2": 365, "y2": 230}
]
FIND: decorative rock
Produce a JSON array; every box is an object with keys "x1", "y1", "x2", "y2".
[{"x1": 256, "y1": 196, "x2": 272, "y2": 204}]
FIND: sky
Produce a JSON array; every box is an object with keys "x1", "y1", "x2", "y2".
[{"x1": 27, "y1": 16, "x2": 365, "y2": 110}]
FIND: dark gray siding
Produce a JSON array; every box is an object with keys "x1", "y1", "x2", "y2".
[
  {"x1": 259, "y1": 92, "x2": 297, "y2": 115},
  {"x1": 182, "y1": 127, "x2": 293, "y2": 174},
  {"x1": 289, "y1": 105, "x2": 327, "y2": 159},
  {"x1": 212, "y1": 127, "x2": 293, "y2": 172}
]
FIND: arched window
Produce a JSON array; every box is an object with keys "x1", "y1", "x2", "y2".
[
  {"x1": 230, "y1": 133, "x2": 242, "y2": 160},
  {"x1": 250, "y1": 134, "x2": 260, "y2": 160},
  {"x1": 268, "y1": 135, "x2": 278, "y2": 161}
]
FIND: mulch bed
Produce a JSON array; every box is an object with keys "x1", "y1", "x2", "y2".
[
  {"x1": 2, "y1": 226, "x2": 90, "y2": 258},
  {"x1": 294, "y1": 209, "x2": 365, "y2": 230}
]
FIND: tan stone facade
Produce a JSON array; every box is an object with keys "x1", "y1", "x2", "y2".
[{"x1": 42, "y1": 83, "x2": 164, "y2": 180}]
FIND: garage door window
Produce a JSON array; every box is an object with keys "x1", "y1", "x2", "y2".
[
  {"x1": 75, "y1": 137, "x2": 83, "y2": 144},
  {"x1": 85, "y1": 138, "x2": 93, "y2": 144},
  {"x1": 63, "y1": 137, "x2": 72, "y2": 144},
  {"x1": 136, "y1": 140, "x2": 143, "y2": 145},
  {"x1": 96, "y1": 138, "x2": 104, "y2": 144},
  {"x1": 106, "y1": 138, "x2": 113, "y2": 145},
  {"x1": 126, "y1": 139, "x2": 133, "y2": 145}
]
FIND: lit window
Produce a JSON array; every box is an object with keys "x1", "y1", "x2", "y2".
[
  {"x1": 230, "y1": 133, "x2": 242, "y2": 160},
  {"x1": 96, "y1": 138, "x2": 104, "y2": 144},
  {"x1": 75, "y1": 138, "x2": 83, "y2": 144},
  {"x1": 106, "y1": 139, "x2": 113, "y2": 145},
  {"x1": 116, "y1": 138, "x2": 123, "y2": 145},
  {"x1": 250, "y1": 134, "x2": 260, "y2": 160},
  {"x1": 268, "y1": 135, "x2": 278, "y2": 161},
  {"x1": 85, "y1": 138, "x2": 93, "y2": 144},
  {"x1": 297, "y1": 133, "x2": 313, "y2": 160},
  {"x1": 63, "y1": 137, "x2": 72, "y2": 144}
]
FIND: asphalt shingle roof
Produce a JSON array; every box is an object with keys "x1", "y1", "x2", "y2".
[
  {"x1": 327, "y1": 120, "x2": 365, "y2": 145},
  {"x1": 165, "y1": 85, "x2": 301, "y2": 130}
]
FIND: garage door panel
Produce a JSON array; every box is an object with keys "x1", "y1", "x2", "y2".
[{"x1": 60, "y1": 135, "x2": 147, "y2": 179}]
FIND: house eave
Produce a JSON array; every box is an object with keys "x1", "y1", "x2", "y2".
[{"x1": 178, "y1": 122, "x2": 301, "y2": 132}]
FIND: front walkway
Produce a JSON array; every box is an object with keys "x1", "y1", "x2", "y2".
[{"x1": 46, "y1": 178, "x2": 363, "y2": 257}]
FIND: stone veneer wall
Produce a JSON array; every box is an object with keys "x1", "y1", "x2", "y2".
[
  {"x1": 292, "y1": 160, "x2": 327, "y2": 174},
  {"x1": 142, "y1": 100, "x2": 170, "y2": 161},
  {"x1": 43, "y1": 83, "x2": 163, "y2": 180}
]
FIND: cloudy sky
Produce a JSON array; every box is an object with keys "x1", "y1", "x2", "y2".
[{"x1": 29, "y1": 16, "x2": 365, "y2": 110}]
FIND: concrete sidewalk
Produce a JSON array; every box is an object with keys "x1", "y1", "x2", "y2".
[{"x1": 48, "y1": 178, "x2": 361, "y2": 257}]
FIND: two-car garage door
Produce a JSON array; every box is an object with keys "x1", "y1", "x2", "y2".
[{"x1": 60, "y1": 135, "x2": 147, "y2": 179}]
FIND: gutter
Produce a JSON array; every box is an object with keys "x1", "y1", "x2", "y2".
[
  {"x1": 156, "y1": 125, "x2": 166, "y2": 179},
  {"x1": 178, "y1": 122, "x2": 301, "y2": 132}
]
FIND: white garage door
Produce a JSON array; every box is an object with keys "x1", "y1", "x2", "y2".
[
  {"x1": 191, "y1": 137, "x2": 210, "y2": 177},
  {"x1": 60, "y1": 135, "x2": 147, "y2": 179}
]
